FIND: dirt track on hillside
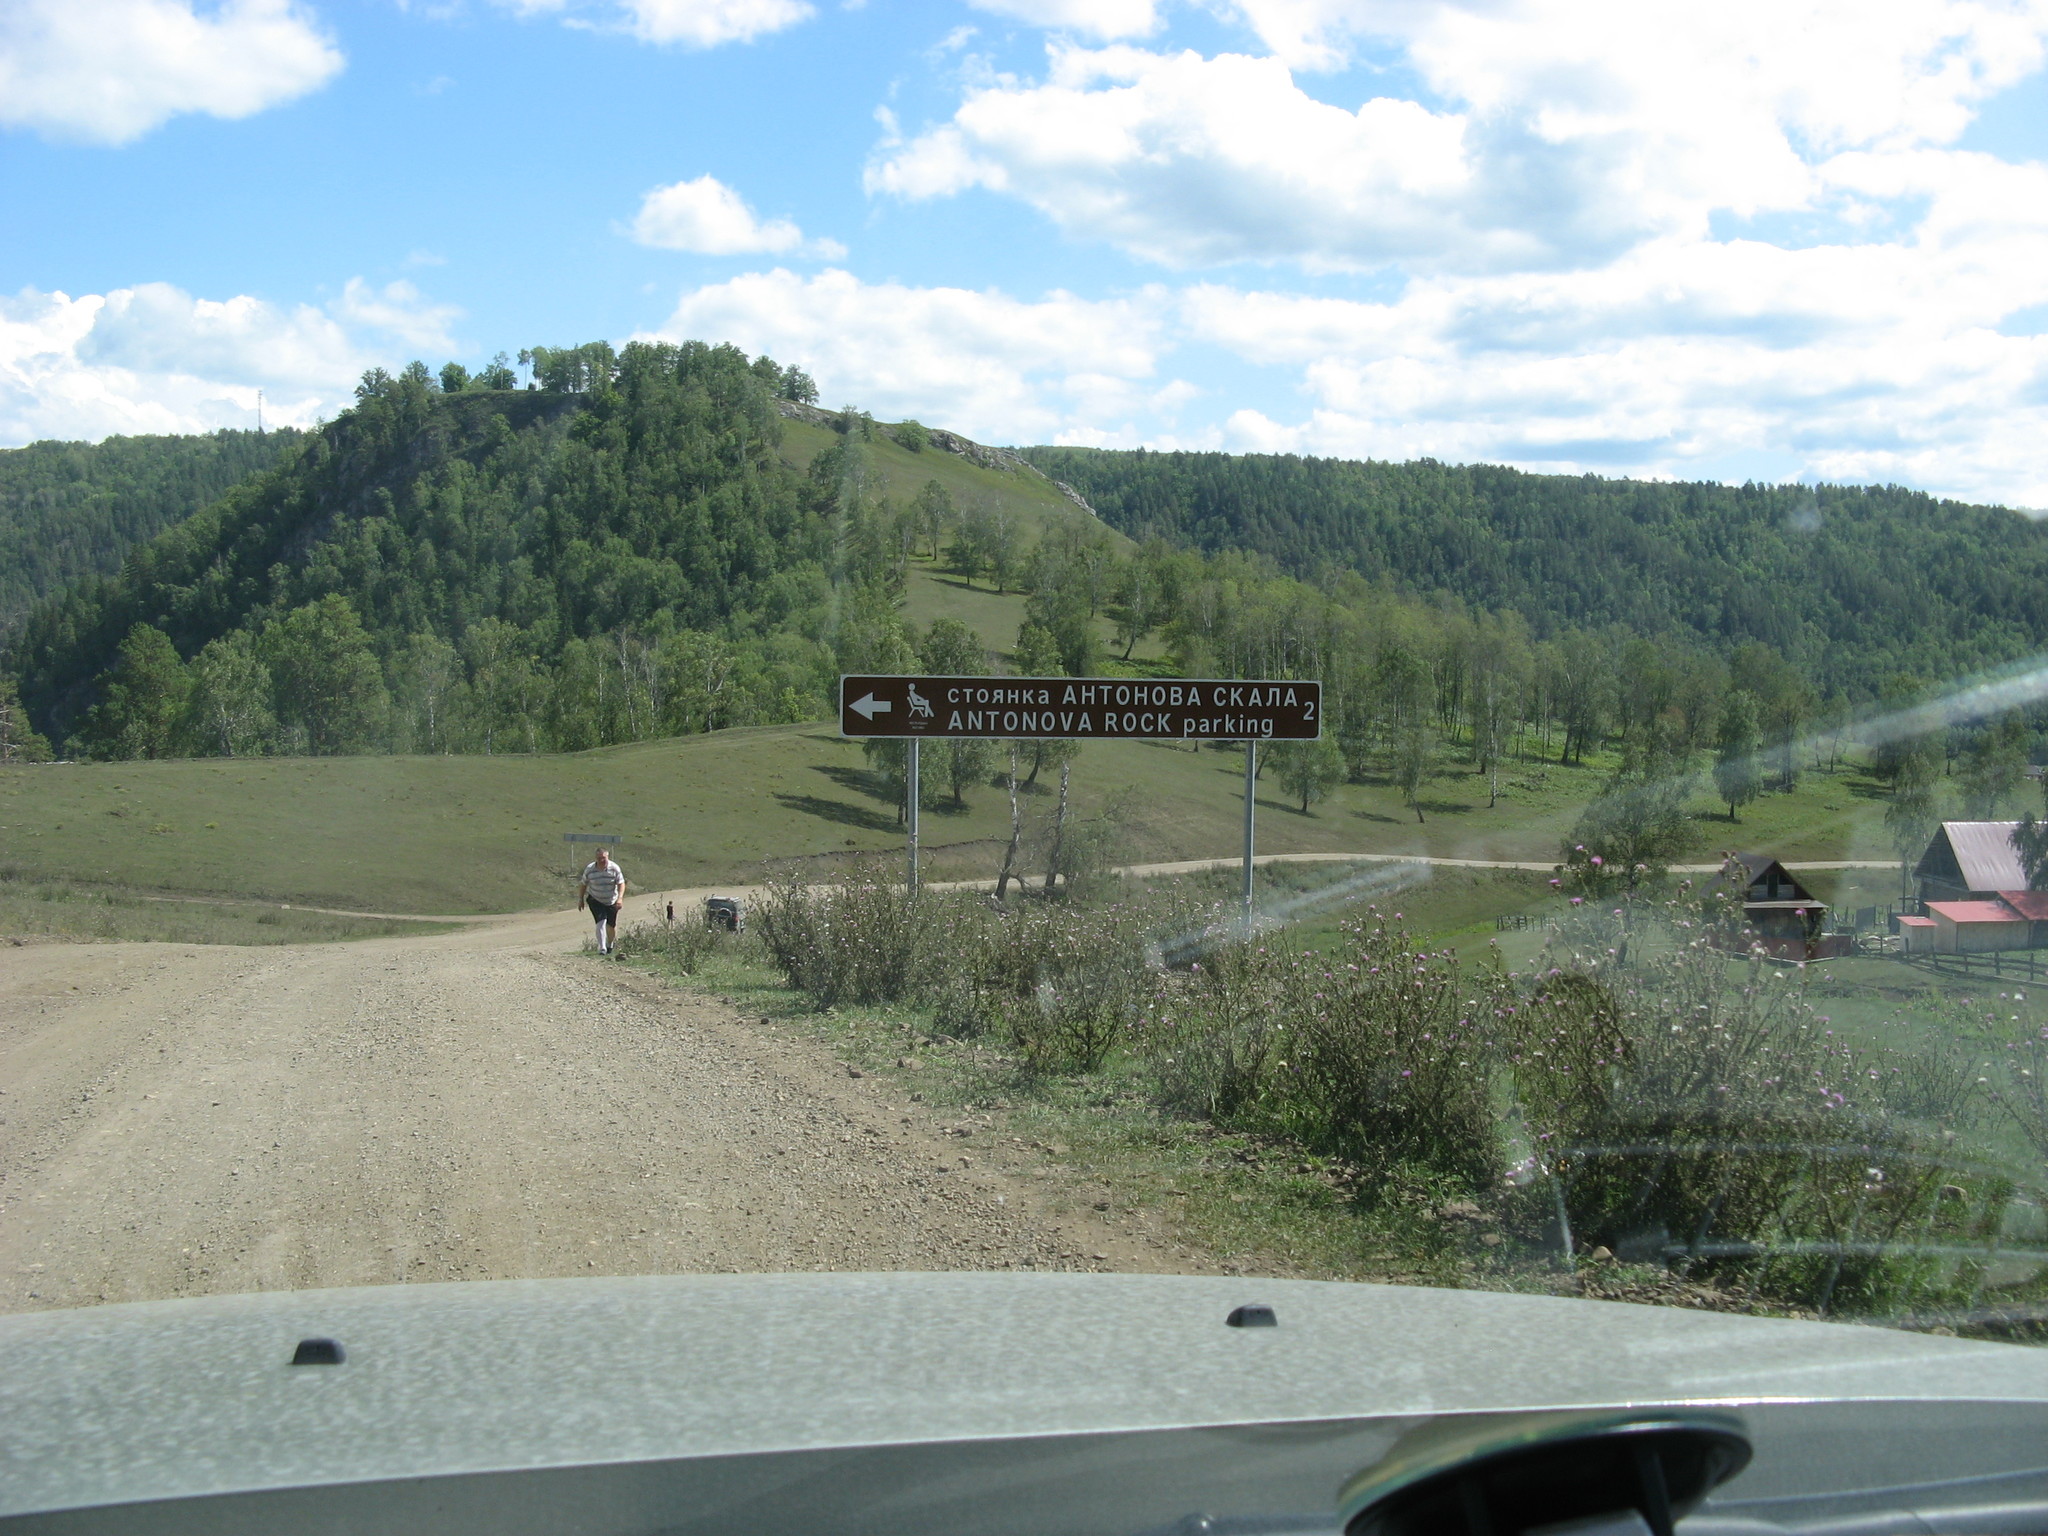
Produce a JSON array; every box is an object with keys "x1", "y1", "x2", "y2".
[{"x1": 0, "y1": 900, "x2": 1215, "y2": 1315}]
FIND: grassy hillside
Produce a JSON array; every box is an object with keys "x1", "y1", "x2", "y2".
[
  {"x1": 778, "y1": 413, "x2": 1102, "y2": 538},
  {"x1": 0, "y1": 866, "x2": 458, "y2": 945},
  {"x1": 0, "y1": 461, "x2": 1896, "y2": 920},
  {"x1": 777, "y1": 412, "x2": 1142, "y2": 667},
  {"x1": 0, "y1": 702, "x2": 1893, "y2": 917}
]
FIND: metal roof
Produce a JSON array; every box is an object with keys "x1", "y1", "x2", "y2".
[
  {"x1": 1925, "y1": 822, "x2": 2029, "y2": 892},
  {"x1": 2002, "y1": 890, "x2": 2048, "y2": 921},
  {"x1": 1925, "y1": 900, "x2": 2027, "y2": 924}
]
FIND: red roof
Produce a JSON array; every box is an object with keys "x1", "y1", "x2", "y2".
[
  {"x1": 1926, "y1": 900, "x2": 2027, "y2": 925},
  {"x1": 1999, "y1": 890, "x2": 2048, "y2": 921},
  {"x1": 1898, "y1": 915, "x2": 1937, "y2": 928}
]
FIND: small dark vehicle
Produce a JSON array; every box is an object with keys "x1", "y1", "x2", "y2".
[{"x1": 705, "y1": 897, "x2": 744, "y2": 933}]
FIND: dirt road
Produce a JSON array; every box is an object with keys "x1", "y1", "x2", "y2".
[{"x1": 0, "y1": 900, "x2": 1203, "y2": 1315}]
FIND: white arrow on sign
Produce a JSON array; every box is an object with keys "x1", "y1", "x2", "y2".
[{"x1": 850, "y1": 693, "x2": 892, "y2": 720}]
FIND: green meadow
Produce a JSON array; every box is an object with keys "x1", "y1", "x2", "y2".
[{"x1": 0, "y1": 713, "x2": 1897, "y2": 921}]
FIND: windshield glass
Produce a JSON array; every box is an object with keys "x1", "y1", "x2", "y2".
[{"x1": 5, "y1": 0, "x2": 2048, "y2": 1364}]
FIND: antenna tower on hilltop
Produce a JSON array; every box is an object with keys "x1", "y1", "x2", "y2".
[{"x1": 256, "y1": 388, "x2": 265, "y2": 435}]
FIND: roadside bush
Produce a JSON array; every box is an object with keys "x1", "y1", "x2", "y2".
[
  {"x1": 613, "y1": 902, "x2": 726, "y2": 973},
  {"x1": 1149, "y1": 943, "x2": 1282, "y2": 1121},
  {"x1": 756, "y1": 872, "x2": 1200, "y2": 1071},
  {"x1": 713, "y1": 855, "x2": 2035, "y2": 1317},
  {"x1": 1148, "y1": 912, "x2": 1511, "y2": 1190},
  {"x1": 970, "y1": 894, "x2": 1200, "y2": 1069},
  {"x1": 1007, "y1": 962, "x2": 1144, "y2": 1073},
  {"x1": 754, "y1": 868, "x2": 944, "y2": 1008},
  {"x1": 1272, "y1": 918, "x2": 1509, "y2": 1187},
  {"x1": 1510, "y1": 910, "x2": 1985, "y2": 1312}
]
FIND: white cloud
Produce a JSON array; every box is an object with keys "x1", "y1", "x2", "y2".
[
  {"x1": 845, "y1": 1, "x2": 2048, "y2": 504},
  {"x1": 491, "y1": 0, "x2": 813, "y2": 48},
  {"x1": 0, "y1": 0, "x2": 343, "y2": 146},
  {"x1": 0, "y1": 280, "x2": 465, "y2": 446},
  {"x1": 329, "y1": 279, "x2": 463, "y2": 352},
  {"x1": 1229, "y1": 0, "x2": 2046, "y2": 129},
  {"x1": 647, "y1": 145, "x2": 2048, "y2": 500},
  {"x1": 649, "y1": 267, "x2": 1175, "y2": 442},
  {"x1": 629, "y1": 176, "x2": 846, "y2": 257},
  {"x1": 1175, "y1": 207, "x2": 2048, "y2": 503},
  {"x1": 872, "y1": 5, "x2": 2048, "y2": 273},
  {"x1": 967, "y1": 0, "x2": 1162, "y2": 42},
  {"x1": 870, "y1": 45, "x2": 1498, "y2": 271}
]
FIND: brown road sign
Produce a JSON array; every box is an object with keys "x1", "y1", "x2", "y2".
[{"x1": 839, "y1": 675, "x2": 1321, "y2": 741}]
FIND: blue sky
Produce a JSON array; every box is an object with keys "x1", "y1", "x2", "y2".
[{"x1": 4, "y1": 0, "x2": 2048, "y2": 507}]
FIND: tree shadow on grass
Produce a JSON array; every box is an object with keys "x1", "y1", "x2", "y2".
[
  {"x1": 1352, "y1": 808, "x2": 1400, "y2": 824},
  {"x1": 1413, "y1": 797, "x2": 1474, "y2": 818},
  {"x1": 773, "y1": 793, "x2": 900, "y2": 834},
  {"x1": 922, "y1": 572, "x2": 1017, "y2": 596},
  {"x1": 813, "y1": 763, "x2": 889, "y2": 799}
]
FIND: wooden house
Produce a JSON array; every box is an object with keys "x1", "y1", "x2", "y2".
[{"x1": 1727, "y1": 852, "x2": 1836, "y2": 960}]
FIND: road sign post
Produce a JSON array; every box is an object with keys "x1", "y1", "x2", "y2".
[
  {"x1": 1243, "y1": 741, "x2": 1256, "y2": 936},
  {"x1": 563, "y1": 833, "x2": 624, "y2": 879},
  {"x1": 907, "y1": 737, "x2": 920, "y2": 894},
  {"x1": 841, "y1": 676, "x2": 1321, "y2": 913}
]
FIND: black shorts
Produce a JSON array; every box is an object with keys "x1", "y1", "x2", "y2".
[{"x1": 587, "y1": 899, "x2": 620, "y2": 925}]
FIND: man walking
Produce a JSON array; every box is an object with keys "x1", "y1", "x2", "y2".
[{"x1": 578, "y1": 847, "x2": 627, "y2": 955}]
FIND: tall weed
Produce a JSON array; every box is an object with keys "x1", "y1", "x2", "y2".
[
  {"x1": 1511, "y1": 901, "x2": 1986, "y2": 1310},
  {"x1": 757, "y1": 871, "x2": 1196, "y2": 1072},
  {"x1": 1147, "y1": 912, "x2": 1510, "y2": 1188},
  {"x1": 611, "y1": 901, "x2": 729, "y2": 973},
  {"x1": 754, "y1": 867, "x2": 940, "y2": 1008}
]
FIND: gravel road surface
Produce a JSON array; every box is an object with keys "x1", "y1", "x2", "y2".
[{"x1": 0, "y1": 900, "x2": 1204, "y2": 1315}]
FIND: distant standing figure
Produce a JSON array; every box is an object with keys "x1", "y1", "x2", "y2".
[
  {"x1": 665, "y1": 900, "x2": 675, "y2": 925},
  {"x1": 578, "y1": 848, "x2": 627, "y2": 955}
]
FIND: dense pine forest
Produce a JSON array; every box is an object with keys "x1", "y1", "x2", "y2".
[
  {"x1": 2, "y1": 338, "x2": 2041, "y2": 874},
  {"x1": 1024, "y1": 447, "x2": 2048, "y2": 696},
  {"x1": 0, "y1": 429, "x2": 298, "y2": 634}
]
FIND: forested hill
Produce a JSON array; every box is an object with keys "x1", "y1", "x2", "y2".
[
  {"x1": 7, "y1": 344, "x2": 865, "y2": 752},
  {"x1": 0, "y1": 429, "x2": 298, "y2": 633},
  {"x1": 1022, "y1": 447, "x2": 2048, "y2": 694}
]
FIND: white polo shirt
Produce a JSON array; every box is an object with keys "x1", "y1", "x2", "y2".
[{"x1": 583, "y1": 861, "x2": 625, "y2": 904}]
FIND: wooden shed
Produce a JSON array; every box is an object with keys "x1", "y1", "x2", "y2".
[
  {"x1": 1898, "y1": 914, "x2": 1938, "y2": 954},
  {"x1": 1998, "y1": 889, "x2": 2048, "y2": 948},
  {"x1": 1925, "y1": 899, "x2": 2032, "y2": 954},
  {"x1": 1915, "y1": 822, "x2": 2028, "y2": 904}
]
